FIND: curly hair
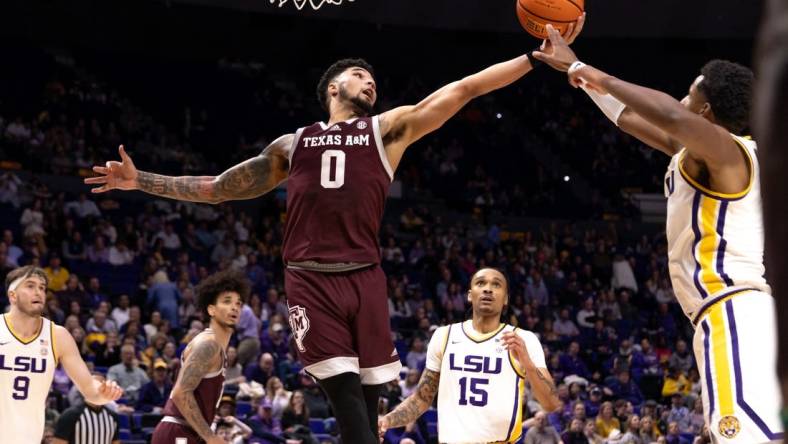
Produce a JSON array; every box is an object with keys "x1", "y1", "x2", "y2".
[
  {"x1": 195, "y1": 269, "x2": 250, "y2": 318},
  {"x1": 316, "y1": 58, "x2": 375, "y2": 112},
  {"x1": 697, "y1": 60, "x2": 753, "y2": 134}
]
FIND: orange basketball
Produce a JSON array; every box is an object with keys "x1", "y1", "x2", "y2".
[{"x1": 516, "y1": 0, "x2": 584, "y2": 40}]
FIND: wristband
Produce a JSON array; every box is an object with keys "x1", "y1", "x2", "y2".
[
  {"x1": 568, "y1": 61, "x2": 586, "y2": 75},
  {"x1": 527, "y1": 48, "x2": 545, "y2": 69}
]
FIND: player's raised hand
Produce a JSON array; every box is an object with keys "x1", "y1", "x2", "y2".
[
  {"x1": 532, "y1": 23, "x2": 580, "y2": 72},
  {"x1": 84, "y1": 145, "x2": 139, "y2": 193},
  {"x1": 96, "y1": 379, "x2": 124, "y2": 403},
  {"x1": 501, "y1": 331, "x2": 534, "y2": 368},
  {"x1": 541, "y1": 12, "x2": 586, "y2": 51}
]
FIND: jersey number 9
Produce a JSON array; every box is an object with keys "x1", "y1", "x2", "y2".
[{"x1": 13, "y1": 376, "x2": 30, "y2": 400}]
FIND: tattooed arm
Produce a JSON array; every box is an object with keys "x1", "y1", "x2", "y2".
[
  {"x1": 170, "y1": 339, "x2": 223, "y2": 442},
  {"x1": 85, "y1": 134, "x2": 293, "y2": 203},
  {"x1": 380, "y1": 369, "x2": 440, "y2": 433}
]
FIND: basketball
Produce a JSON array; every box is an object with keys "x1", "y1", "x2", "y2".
[{"x1": 516, "y1": 0, "x2": 584, "y2": 39}]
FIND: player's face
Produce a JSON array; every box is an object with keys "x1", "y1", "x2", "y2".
[
  {"x1": 10, "y1": 276, "x2": 47, "y2": 317},
  {"x1": 681, "y1": 75, "x2": 710, "y2": 117},
  {"x1": 208, "y1": 291, "x2": 243, "y2": 329},
  {"x1": 336, "y1": 67, "x2": 377, "y2": 115},
  {"x1": 467, "y1": 269, "x2": 507, "y2": 316}
]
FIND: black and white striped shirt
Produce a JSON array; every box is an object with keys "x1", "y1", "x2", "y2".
[{"x1": 54, "y1": 404, "x2": 119, "y2": 444}]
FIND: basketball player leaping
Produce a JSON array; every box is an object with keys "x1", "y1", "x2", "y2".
[
  {"x1": 151, "y1": 269, "x2": 248, "y2": 444},
  {"x1": 534, "y1": 24, "x2": 784, "y2": 444},
  {"x1": 379, "y1": 268, "x2": 560, "y2": 443},
  {"x1": 85, "y1": 16, "x2": 583, "y2": 443},
  {"x1": 0, "y1": 266, "x2": 123, "y2": 444}
]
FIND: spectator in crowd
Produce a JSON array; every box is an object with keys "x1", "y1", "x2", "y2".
[
  {"x1": 595, "y1": 401, "x2": 621, "y2": 438},
  {"x1": 666, "y1": 393, "x2": 691, "y2": 433},
  {"x1": 107, "y1": 344, "x2": 149, "y2": 402},
  {"x1": 399, "y1": 368, "x2": 421, "y2": 399},
  {"x1": 246, "y1": 352, "x2": 276, "y2": 386},
  {"x1": 668, "y1": 340, "x2": 694, "y2": 374},
  {"x1": 236, "y1": 300, "x2": 262, "y2": 367},
  {"x1": 111, "y1": 294, "x2": 131, "y2": 328},
  {"x1": 608, "y1": 369, "x2": 644, "y2": 406},
  {"x1": 245, "y1": 398, "x2": 285, "y2": 443},
  {"x1": 65, "y1": 193, "x2": 102, "y2": 219},
  {"x1": 661, "y1": 365, "x2": 691, "y2": 400},
  {"x1": 213, "y1": 396, "x2": 253, "y2": 444},
  {"x1": 524, "y1": 411, "x2": 562, "y2": 444},
  {"x1": 608, "y1": 414, "x2": 641, "y2": 444},
  {"x1": 405, "y1": 336, "x2": 427, "y2": 371},
  {"x1": 560, "y1": 341, "x2": 590, "y2": 379},
  {"x1": 264, "y1": 376, "x2": 292, "y2": 420},
  {"x1": 561, "y1": 418, "x2": 589, "y2": 444},
  {"x1": 281, "y1": 390, "x2": 310, "y2": 432},
  {"x1": 45, "y1": 255, "x2": 70, "y2": 292},
  {"x1": 146, "y1": 270, "x2": 181, "y2": 329},
  {"x1": 225, "y1": 346, "x2": 247, "y2": 389},
  {"x1": 136, "y1": 359, "x2": 173, "y2": 413}
]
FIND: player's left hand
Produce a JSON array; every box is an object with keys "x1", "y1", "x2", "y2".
[
  {"x1": 97, "y1": 379, "x2": 123, "y2": 403},
  {"x1": 541, "y1": 12, "x2": 586, "y2": 52},
  {"x1": 501, "y1": 331, "x2": 532, "y2": 368},
  {"x1": 532, "y1": 23, "x2": 580, "y2": 72}
]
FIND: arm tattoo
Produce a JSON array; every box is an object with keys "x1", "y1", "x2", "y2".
[
  {"x1": 386, "y1": 369, "x2": 440, "y2": 428},
  {"x1": 533, "y1": 369, "x2": 559, "y2": 397},
  {"x1": 173, "y1": 340, "x2": 221, "y2": 441},
  {"x1": 136, "y1": 134, "x2": 292, "y2": 204},
  {"x1": 136, "y1": 172, "x2": 217, "y2": 203}
]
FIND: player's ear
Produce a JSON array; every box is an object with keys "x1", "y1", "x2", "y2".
[
  {"x1": 207, "y1": 304, "x2": 215, "y2": 318},
  {"x1": 467, "y1": 289, "x2": 472, "y2": 303},
  {"x1": 328, "y1": 80, "x2": 339, "y2": 100},
  {"x1": 699, "y1": 102, "x2": 714, "y2": 120}
]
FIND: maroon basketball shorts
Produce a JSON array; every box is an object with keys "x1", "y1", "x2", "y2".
[
  {"x1": 285, "y1": 264, "x2": 402, "y2": 384},
  {"x1": 151, "y1": 420, "x2": 203, "y2": 444}
]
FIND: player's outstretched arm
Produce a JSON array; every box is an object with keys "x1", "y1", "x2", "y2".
[
  {"x1": 85, "y1": 135, "x2": 292, "y2": 203},
  {"x1": 378, "y1": 15, "x2": 585, "y2": 170},
  {"x1": 379, "y1": 368, "x2": 440, "y2": 435},
  {"x1": 54, "y1": 326, "x2": 124, "y2": 405},
  {"x1": 170, "y1": 339, "x2": 226, "y2": 444},
  {"x1": 534, "y1": 24, "x2": 738, "y2": 166}
]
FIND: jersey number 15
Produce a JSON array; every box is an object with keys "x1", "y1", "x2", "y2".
[{"x1": 458, "y1": 377, "x2": 488, "y2": 407}]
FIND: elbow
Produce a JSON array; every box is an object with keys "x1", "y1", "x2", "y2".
[{"x1": 543, "y1": 398, "x2": 562, "y2": 413}]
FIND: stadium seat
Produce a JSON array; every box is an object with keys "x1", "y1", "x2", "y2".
[
  {"x1": 314, "y1": 434, "x2": 335, "y2": 443},
  {"x1": 118, "y1": 429, "x2": 131, "y2": 440},
  {"x1": 309, "y1": 417, "x2": 326, "y2": 433},
  {"x1": 117, "y1": 414, "x2": 130, "y2": 430}
]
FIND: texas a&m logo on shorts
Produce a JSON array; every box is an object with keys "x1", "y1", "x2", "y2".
[{"x1": 288, "y1": 305, "x2": 311, "y2": 352}]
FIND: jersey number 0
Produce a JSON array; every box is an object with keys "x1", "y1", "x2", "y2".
[{"x1": 320, "y1": 150, "x2": 346, "y2": 189}]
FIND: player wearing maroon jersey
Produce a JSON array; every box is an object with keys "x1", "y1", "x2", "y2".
[
  {"x1": 151, "y1": 270, "x2": 248, "y2": 444},
  {"x1": 86, "y1": 16, "x2": 584, "y2": 443}
]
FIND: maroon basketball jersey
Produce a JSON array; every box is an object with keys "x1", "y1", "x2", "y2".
[
  {"x1": 282, "y1": 116, "x2": 394, "y2": 265},
  {"x1": 162, "y1": 337, "x2": 226, "y2": 424}
]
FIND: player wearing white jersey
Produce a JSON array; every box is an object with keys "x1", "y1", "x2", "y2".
[
  {"x1": 534, "y1": 25, "x2": 784, "y2": 444},
  {"x1": 1, "y1": 266, "x2": 123, "y2": 443},
  {"x1": 378, "y1": 268, "x2": 560, "y2": 443}
]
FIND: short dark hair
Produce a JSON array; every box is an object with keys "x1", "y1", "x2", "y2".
[
  {"x1": 195, "y1": 269, "x2": 250, "y2": 318},
  {"x1": 5, "y1": 265, "x2": 48, "y2": 291},
  {"x1": 697, "y1": 60, "x2": 753, "y2": 134},
  {"x1": 316, "y1": 58, "x2": 375, "y2": 112}
]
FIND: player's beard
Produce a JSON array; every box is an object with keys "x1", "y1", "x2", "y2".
[{"x1": 339, "y1": 85, "x2": 373, "y2": 116}]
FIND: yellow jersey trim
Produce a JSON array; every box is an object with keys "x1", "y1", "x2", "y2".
[
  {"x1": 678, "y1": 136, "x2": 754, "y2": 200},
  {"x1": 460, "y1": 321, "x2": 506, "y2": 343},
  {"x1": 50, "y1": 320, "x2": 58, "y2": 365},
  {"x1": 709, "y1": 304, "x2": 735, "y2": 416},
  {"x1": 2, "y1": 313, "x2": 44, "y2": 345}
]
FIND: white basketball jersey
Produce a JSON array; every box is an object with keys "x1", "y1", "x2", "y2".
[
  {"x1": 664, "y1": 135, "x2": 770, "y2": 320},
  {"x1": 433, "y1": 322, "x2": 527, "y2": 443},
  {"x1": 0, "y1": 314, "x2": 57, "y2": 443}
]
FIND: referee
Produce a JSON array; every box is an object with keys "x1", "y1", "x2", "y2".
[{"x1": 53, "y1": 375, "x2": 121, "y2": 444}]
